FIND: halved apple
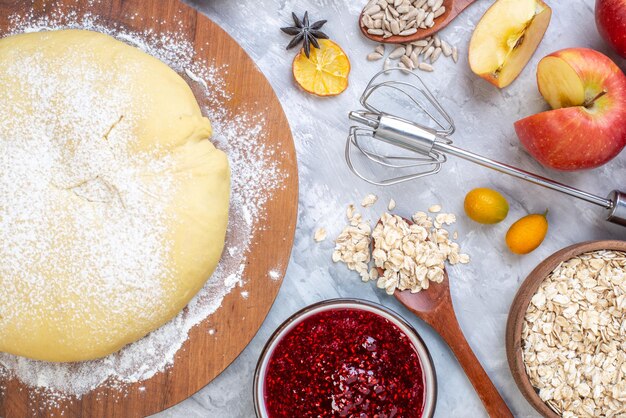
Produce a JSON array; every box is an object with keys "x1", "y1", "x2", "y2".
[
  {"x1": 515, "y1": 48, "x2": 626, "y2": 170},
  {"x1": 469, "y1": 0, "x2": 552, "y2": 88}
]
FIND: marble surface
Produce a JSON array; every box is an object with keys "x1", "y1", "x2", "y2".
[{"x1": 158, "y1": 0, "x2": 626, "y2": 416}]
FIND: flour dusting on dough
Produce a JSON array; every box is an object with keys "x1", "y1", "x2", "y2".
[{"x1": 0, "y1": 6, "x2": 285, "y2": 410}]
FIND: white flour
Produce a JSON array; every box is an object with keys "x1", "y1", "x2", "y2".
[{"x1": 0, "y1": 7, "x2": 285, "y2": 411}]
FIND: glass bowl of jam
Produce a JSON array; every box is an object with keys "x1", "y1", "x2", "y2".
[{"x1": 254, "y1": 299, "x2": 437, "y2": 418}]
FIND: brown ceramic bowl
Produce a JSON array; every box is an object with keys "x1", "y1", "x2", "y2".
[{"x1": 506, "y1": 240, "x2": 626, "y2": 417}]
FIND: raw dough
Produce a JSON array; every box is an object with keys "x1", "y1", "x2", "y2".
[{"x1": 0, "y1": 30, "x2": 230, "y2": 362}]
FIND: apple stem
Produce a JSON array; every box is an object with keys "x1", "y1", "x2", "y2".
[{"x1": 583, "y1": 90, "x2": 607, "y2": 108}]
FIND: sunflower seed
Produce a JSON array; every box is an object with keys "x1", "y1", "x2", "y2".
[
  {"x1": 367, "y1": 28, "x2": 384, "y2": 35},
  {"x1": 418, "y1": 62, "x2": 434, "y2": 72},
  {"x1": 433, "y1": 35, "x2": 441, "y2": 47},
  {"x1": 424, "y1": 12, "x2": 434, "y2": 27},
  {"x1": 390, "y1": 19, "x2": 400, "y2": 34},
  {"x1": 412, "y1": 39, "x2": 428, "y2": 47},
  {"x1": 370, "y1": 11, "x2": 385, "y2": 20},
  {"x1": 397, "y1": 61, "x2": 411, "y2": 73},
  {"x1": 362, "y1": 14, "x2": 374, "y2": 28},
  {"x1": 399, "y1": 27, "x2": 417, "y2": 36},
  {"x1": 425, "y1": 36, "x2": 435, "y2": 50},
  {"x1": 375, "y1": 44, "x2": 385, "y2": 55},
  {"x1": 434, "y1": 6, "x2": 446, "y2": 18},
  {"x1": 396, "y1": 4, "x2": 410, "y2": 13},
  {"x1": 383, "y1": 58, "x2": 391, "y2": 70},
  {"x1": 452, "y1": 46, "x2": 458, "y2": 63},
  {"x1": 365, "y1": 5, "x2": 382, "y2": 15},
  {"x1": 367, "y1": 52, "x2": 384, "y2": 61},
  {"x1": 405, "y1": 43, "x2": 413, "y2": 56},
  {"x1": 389, "y1": 46, "x2": 406, "y2": 59},
  {"x1": 433, "y1": 0, "x2": 444, "y2": 10},
  {"x1": 404, "y1": 8, "x2": 419, "y2": 20},
  {"x1": 430, "y1": 47, "x2": 442, "y2": 63},
  {"x1": 423, "y1": 45, "x2": 435, "y2": 60},
  {"x1": 401, "y1": 54, "x2": 414, "y2": 69},
  {"x1": 416, "y1": 8, "x2": 426, "y2": 25},
  {"x1": 441, "y1": 40, "x2": 452, "y2": 56},
  {"x1": 374, "y1": 19, "x2": 383, "y2": 28}
]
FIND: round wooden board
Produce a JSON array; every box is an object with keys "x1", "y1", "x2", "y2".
[{"x1": 0, "y1": 1, "x2": 298, "y2": 417}]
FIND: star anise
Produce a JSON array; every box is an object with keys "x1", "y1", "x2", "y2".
[{"x1": 281, "y1": 11, "x2": 329, "y2": 58}]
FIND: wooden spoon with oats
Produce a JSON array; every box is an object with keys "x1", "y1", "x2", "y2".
[
  {"x1": 374, "y1": 216, "x2": 513, "y2": 418},
  {"x1": 359, "y1": 0, "x2": 476, "y2": 44}
]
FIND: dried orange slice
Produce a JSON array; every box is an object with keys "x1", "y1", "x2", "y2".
[{"x1": 292, "y1": 39, "x2": 350, "y2": 96}]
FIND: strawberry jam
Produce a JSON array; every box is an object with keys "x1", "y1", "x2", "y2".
[{"x1": 263, "y1": 308, "x2": 426, "y2": 417}]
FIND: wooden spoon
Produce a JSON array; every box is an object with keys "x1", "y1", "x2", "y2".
[
  {"x1": 375, "y1": 217, "x2": 513, "y2": 418},
  {"x1": 360, "y1": 0, "x2": 477, "y2": 44},
  {"x1": 505, "y1": 240, "x2": 626, "y2": 418}
]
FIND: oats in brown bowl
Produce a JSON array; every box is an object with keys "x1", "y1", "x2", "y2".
[{"x1": 522, "y1": 250, "x2": 626, "y2": 417}]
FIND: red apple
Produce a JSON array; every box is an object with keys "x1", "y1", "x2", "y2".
[
  {"x1": 514, "y1": 48, "x2": 626, "y2": 170},
  {"x1": 596, "y1": 0, "x2": 626, "y2": 58}
]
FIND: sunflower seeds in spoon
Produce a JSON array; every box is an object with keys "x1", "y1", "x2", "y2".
[{"x1": 361, "y1": 0, "x2": 447, "y2": 35}]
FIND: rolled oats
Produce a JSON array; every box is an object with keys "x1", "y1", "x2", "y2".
[
  {"x1": 522, "y1": 250, "x2": 626, "y2": 417},
  {"x1": 332, "y1": 206, "x2": 372, "y2": 281},
  {"x1": 314, "y1": 228, "x2": 327, "y2": 242},
  {"x1": 333, "y1": 202, "x2": 469, "y2": 296},
  {"x1": 361, "y1": 193, "x2": 378, "y2": 208}
]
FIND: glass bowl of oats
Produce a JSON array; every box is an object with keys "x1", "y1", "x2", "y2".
[
  {"x1": 506, "y1": 240, "x2": 626, "y2": 418},
  {"x1": 254, "y1": 298, "x2": 437, "y2": 418}
]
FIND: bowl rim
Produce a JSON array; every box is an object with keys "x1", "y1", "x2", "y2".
[
  {"x1": 253, "y1": 298, "x2": 438, "y2": 418},
  {"x1": 506, "y1": 240, "x2": 626, "y2": 418}
]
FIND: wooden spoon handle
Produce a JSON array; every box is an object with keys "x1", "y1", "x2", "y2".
[{"x1": 435, "y1": 311, "x2": 513, "y2": 418}]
